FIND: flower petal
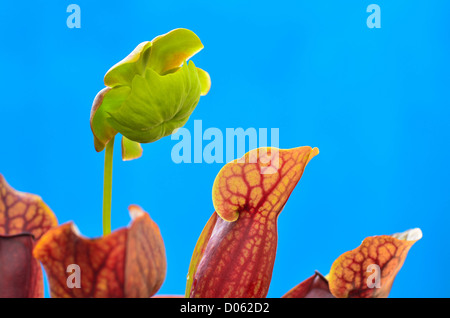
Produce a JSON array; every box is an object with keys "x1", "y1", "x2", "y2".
[
  {"x1": 196, "y1": 67, "x2": 211, "y2": 96},
  {"x1": 33, "y1": 205, "x2": 166, "y2": 298},
  {"x1": 103, "y1": 28, "x2": 203, "y2": 87},
  {"x1": 282, "y1": 272, "x2": 334, "y2": 298},
  {"x1": 0, "y1": 234, "x2": 43, "y2": 298},
  {"x1": 187, "y1": 147, "x2": 319, "y2": 298},
  {"x1": 104, "y1": 41, "x2": 152, "y2": 88},
  {"x1": 121, "y1": 136, "x2": 143, "y2": 161},
  {"x1": 328, "y1": 228, "x2": 422, "y2": 298},
  {"x1": 148, "y1": 28, "x2": 204, "y2": 75},
  {"x1": 90, "y1": 86, "x2": 131, "y2": 152},
  {"x1": 161, "y1": 66, "x2": 211, "y2": 96}
]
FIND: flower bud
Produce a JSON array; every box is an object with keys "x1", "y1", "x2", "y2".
[{"x1": 90, "y1": 28, "x2": 211, "y2": 158}]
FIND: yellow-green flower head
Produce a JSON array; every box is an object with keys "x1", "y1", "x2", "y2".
[{"x1": 90, "y1": 29, "x2": 211, "y2": 159}]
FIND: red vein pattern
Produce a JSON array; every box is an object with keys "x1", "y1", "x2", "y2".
[
  {"x1": 0, "y1": 174, "x2": 57, "y2": 240},
  {"x1": 0, "y1": 174, "x2": 56, "y2": 298},
  {"x1": 33, "y1": 205, "x2": 166, "y2": 298},
  {"x1": 188, "y1": 147, "x2": 318, "y2": 298},
  {"x1": 328, "y1": 228, "x2": 422, "y2": 298}
]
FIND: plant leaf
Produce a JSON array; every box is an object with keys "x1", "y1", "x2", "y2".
[
  {"x1": 0, "y1": 234, "x2": 44, "y2": 297},
  {"x1": 282, "y1": 272, "x2": 334, "y2": 298},
  {"x1": 0, "y1": 174, "x2": 57, "y2": 240},
  {"x1": 124, "y1": 205, "x2": 166, "y2": 297},
  {"x1": 33, "y1": 205, "x2": 166, "y2": 298},
  {"x1": 185, "y1": 212, "x2": 217, "y2": 297},
  {"x1": 187, "y1": 147, "x2": 319, "y2": 298},
  {"x1": 328, "y1": 228, "x2": 422, "y2": 298},
  {"x1": 0, "y1": 174, "x2": 57, "y2": 298}
]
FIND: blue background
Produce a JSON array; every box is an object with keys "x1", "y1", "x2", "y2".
[{"x1": 0, "y1": 1, "x2": 449, "y2": 297}]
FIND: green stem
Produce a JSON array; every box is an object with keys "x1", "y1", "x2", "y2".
[{"x1": 103, "y1": 136, "x2": 115, "y2": 235}]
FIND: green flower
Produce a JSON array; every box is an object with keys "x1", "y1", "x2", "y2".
[{"x1": 90, "y1": 28, "x2": 211, "y2": 160}]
